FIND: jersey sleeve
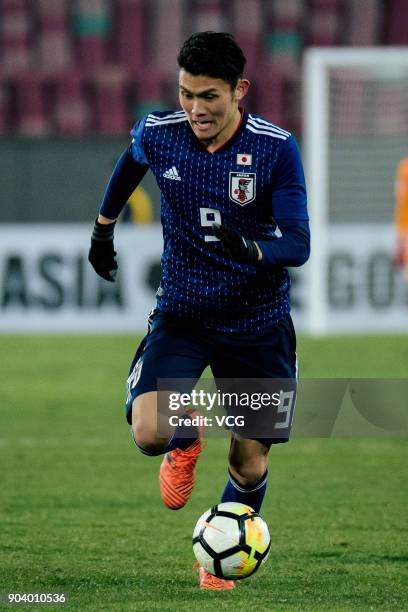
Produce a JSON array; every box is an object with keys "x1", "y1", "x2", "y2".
[
  {"x1": 257, "y1": 218, "x2": 310, "y2": 268},
  {"x1": 98, "y1": 147, "x2": 149, "y2": 220},
  {"x1": 256, "y1": 135, "x2": 310, "y2": 268},
  {"x1": 271, "y1": 135, "x2": 308, "y2": 221},
  {"x1": 98, "y1": 117, "x2": 151, "y2": 219},
  {"x1": 130, "y1": 117, "x2": 150, "y2": 166}
]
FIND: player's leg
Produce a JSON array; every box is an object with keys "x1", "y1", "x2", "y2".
[
  {"x1": 221, "y1": 434, "x2": 270, "y2": 513},
  {"x1": 131, "y1": 390, "x2": 199, "y2": 455},
  {"x1": 198, "y1": 437, "x2": 261, "y2": 590},
  {"x1": 211, "y1": 313, "x2": 297, "y2": 514},
  {"x1": 199, "y1": 316, "x2": 297, "y2": 590},
  {"x1": 131, "y1": 389, "x2": 205, "y2": 510},
  {"x1": 126, "y1": 311, "x2": 210, "y2": 509},
  {"x1": 126, "y1": 311, "x2": 207, "y2": 451}
]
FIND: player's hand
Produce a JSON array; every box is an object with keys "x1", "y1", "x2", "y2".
[
  {"x1": 213, "y1": 223, "x2": 260, "y2": 264},
  {"x1": 88, "y1": 219, "x2": 118, "y2": 282}
]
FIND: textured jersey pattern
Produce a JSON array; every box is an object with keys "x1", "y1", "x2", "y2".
[{"x1": 130, "y1": 110, "x2": 305, "y2": 332}]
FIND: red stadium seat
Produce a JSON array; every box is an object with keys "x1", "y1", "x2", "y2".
[
  {"x1": 54, "y1": 71, "x2": 89, "y2": 136},
  {"x1": 385, "y1": 0, "x2": 408, "y2": 44},
  {"x1": 151, "y1": 0, "x2": 184, "y2": 77},
  {"x1": 252, "y1": 68, "x2": 285, "y2": 126},
  {"x1": 265, "y1": 0, "x2": 303, "y2": 78},
  {"x1": 132, "y1": 68, "x2": 168, "y2": 119},
  {"x1": 116, "y1": 0, "x2": 146, "y2": 77},
  {"x1": 307, "y1": 0, "x2": 342, "y2": 46},
  {"x1": 191, "y1": 0, "x2": 226, "y2": 32},
  {"x1": 232, "y1": 0, "x2": 263, "y2": 71},
  {"x1": 93, "y1": 67, "x2": 128, "y2": 135},
  {"x1": 0, "y1": 0, "x2": 31, "y2": 75},
  {"x1": 345, "y1": 0, "x2": 381, "y2": 45},
  {"x1": 35, "y1": 0, "x2": 72, "y2": 75},
  {"x1": 74, "y1": 0, "x2": 111, "y2": 72},
  {"x1": 77, "y1": 36, "x2": 107, "y2": 71},
  {"x1": 14, "y1": 74, "x2": 48, "y2": 136}
]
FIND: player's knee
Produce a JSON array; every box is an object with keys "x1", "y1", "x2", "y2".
[
  {"x1": 131, "y1": 391, "x2": 167, "y2": 455},
  {"x1": 228, "y1": 456, "x2": 268, "y2": 487},
  {"x1": 228, "y1": 437, "x2": 269, "y2": 485},
  {"x1": 131, "y1": 420, "x2": 166, "y2": 456}
]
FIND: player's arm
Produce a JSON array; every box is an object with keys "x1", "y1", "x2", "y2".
[
  {"x1": 213, "y1": 223, "x2": 260, "y2": 264},
  {"x1": 257, "y1": 217, "x2": 310, "y2": 267},
  {"x1": 89, "y1": 119, "x2": 150, "y2": 281},
  {"x1": 258, "y1": 135, "x2": 310, "y2": 268},
  {"x1": 98, "y1": 146, "x2": 149, "y2": 223},
  {"x1": 89, "y1": 147, "x2": 148, "y2": 281},
  {"x1": 213, "y1": 219, "x2": 310, "y2": 267},
  {"x1": 214, "y1": 135, "x2": 310, "y2": 268}
]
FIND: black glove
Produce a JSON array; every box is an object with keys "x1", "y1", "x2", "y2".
[
  {"x1": 213, "y1": 223, "x2": 260, "y2": 264},
  {"x1": 88, "y1": 219, "x2": 118, "y2": 282}
]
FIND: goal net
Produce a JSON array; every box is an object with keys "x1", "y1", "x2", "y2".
[{"x1": 302, "y1": 48, "x2": 408, "y2": 334}]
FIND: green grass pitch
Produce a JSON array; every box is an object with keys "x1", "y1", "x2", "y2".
[{"x1": 0, "y1": 334, "x2": 407, "y2": 611}]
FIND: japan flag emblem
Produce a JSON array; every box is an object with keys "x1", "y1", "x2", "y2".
[
  {"x1": 237, "y1": 153, "x2": 252, "y2": 165},
  {"x1": 229, "y1": 172, "x2": 256, "y2": 206}
]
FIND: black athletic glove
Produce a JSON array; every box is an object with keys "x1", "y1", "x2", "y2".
[
  {"x1": 88, "y1": 219, "x2": 118, "y2": 282},
  {"x1": 213, "y1": 223, "x2": 260, "y2": 264}
]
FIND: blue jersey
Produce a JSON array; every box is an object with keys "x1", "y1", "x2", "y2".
[{"x1": 130, "y1": 109, "x2": 308, "y2": 332}]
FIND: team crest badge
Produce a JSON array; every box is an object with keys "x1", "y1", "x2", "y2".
[{"x1": 229, "y1": 172, "x2": 256, "y2": 206}]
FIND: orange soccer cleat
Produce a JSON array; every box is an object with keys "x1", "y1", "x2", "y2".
[
  {"x1": 159, "y1": 415, "x2": 204, "y2": 510},
  {"x1": 198, "y1": 567, "x2": 235, "y2": 591}
]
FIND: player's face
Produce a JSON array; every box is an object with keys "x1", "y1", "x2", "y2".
[{"x1": 179, "y1": 70, "x2": 249, "y2": 148}]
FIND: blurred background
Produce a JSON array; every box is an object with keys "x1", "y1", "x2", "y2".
[
  {"x1": 2, "y1": 0, "x2": 404, "y2": 140},
  {"x1": 0, "y1": 0, "x2": 407, "y2": 333}
]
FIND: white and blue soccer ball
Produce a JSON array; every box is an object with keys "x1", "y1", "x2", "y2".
[{"x1": 192, "y1": 502, "x2": 271, "y2": 580}]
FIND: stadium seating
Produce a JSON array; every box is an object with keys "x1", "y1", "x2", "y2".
[
  {"x1": 307, "y1": 0, "x2": 341, "y2": 46},
  {"x1": 36, "y1": 0, "x2": 73, "y2": 75},
  {"x1": 232, "y1": 0, "x2": 263, "y2": 71},
  {"x1": 75, "y1": 0, "x2": 111, "y2": 72},
  {"x1": 93, "y1": 66, "x2": 127, "y2": 134},
  {"x1": 0, "y1": 0, "x2": 31, "y2": 75},
  {"x1": 345, "y1": 0, "x2": 381, "y2": 46},
  {"x1": 116, "y1": 0, "x2": 147, "y2": 77},
  {"x1": 151, "y1": 0, "x2": 184, "y2": 77},
  {"x1": 192, "y1": 0, "x2": 226, "y2": 32},
  {"x1": 14, "y1": 73, "x2": 48, "y2": 136},
  {"x1": 385, "y1": 0, "x2": 408, "y2": 44},
  {"x1": 265, "y1": 0, "x2": 303, "y2": 77},
  {"x1": 54, "y1": 70, "x2": 89, "y2": 135},
  {"x1": 0, "y1": 0, "x2": 402, "y2": 135}
]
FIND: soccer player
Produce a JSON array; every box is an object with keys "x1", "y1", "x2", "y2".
[
  {"x1": 88, "y1": 31, "x2": 310, "y2": 590},
  {"x1": 394, "y1": 157, "x2": 408, "y2": 281}
]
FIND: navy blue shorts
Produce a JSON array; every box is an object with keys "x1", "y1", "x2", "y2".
[{"x1": 125, "y1": 309, "x2": 297, "y2": 444}]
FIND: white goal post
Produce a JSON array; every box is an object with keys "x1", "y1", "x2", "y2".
[{"x1": 302, "y1": 48, "x2": 408, "y2": 335}]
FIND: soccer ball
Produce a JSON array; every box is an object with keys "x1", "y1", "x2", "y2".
[{"x1": 192, "y1": 502, "x2": 271, "y2": 580}]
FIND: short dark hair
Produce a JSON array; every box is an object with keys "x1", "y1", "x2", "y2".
[{"x1": 177, "y1": 31, "x2": 246, "y2": 88}]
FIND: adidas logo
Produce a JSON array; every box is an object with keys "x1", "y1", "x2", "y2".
[{"x1": 163, "y1": 166, "x2": 181, "y2": 181}]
